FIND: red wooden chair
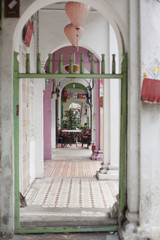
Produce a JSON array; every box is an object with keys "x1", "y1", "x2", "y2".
[
  {"x1": 82, "y1": 129, "x2": 91, "y2": 148},
  {"x1": 61, "y1": 129, "x2": 72, "y2": 147}
]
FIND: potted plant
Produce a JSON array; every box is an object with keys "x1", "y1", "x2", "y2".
[{"x1": 64, "y1": 108, "x2": 79, "y2": 129}]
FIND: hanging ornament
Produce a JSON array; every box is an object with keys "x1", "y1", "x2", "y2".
[
  {"x1": 65, "y1": 64, "x2": 79, "y2": 73},
  {"x1": 64, "y1": 23, "x2": 83, "y2": 47},
  {"x1": 65, "y1": 1, "x2": 90, "y2": 27}
]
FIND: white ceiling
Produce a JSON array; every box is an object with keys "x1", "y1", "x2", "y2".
[{"x1": 41, "y1": 2, "x2": 96, "y2": 11}]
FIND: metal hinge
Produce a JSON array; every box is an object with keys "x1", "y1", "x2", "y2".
[{"x1": 16, "y1": 104, "x2": 19, "y2": 116}]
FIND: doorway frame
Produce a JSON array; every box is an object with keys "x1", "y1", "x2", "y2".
[{"x1": 14, "y1": 51, "x2": 127, "y2": 234}]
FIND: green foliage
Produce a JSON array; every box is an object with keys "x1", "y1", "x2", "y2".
[
  {"x1": 64, "y1": 109, "x2": 79, "y2": 129},
  {"x1": 64, "y1": 109, "x2": 78, "y2": 119},
  {"x1": 77, "y1": 124, "x2": 89, "y2": 130}
]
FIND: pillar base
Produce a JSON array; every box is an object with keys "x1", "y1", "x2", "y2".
[
  {"x1": 96, "y1": 162, "x2": 119, "y2": 180},
  {"x1": 106, "y1": 235, "x2": 119, "y2": 240},
  {"x1": 96, "y1": 170, "x2": 119, "y2": 180},
  {"x1": 107, "y1": 164, "x2": 119, "y2": 171},
  {"x1": 119, "y1": 223, "x2": 156, "y2": 240},
  {"x1": 91, "y1": 149, "x2": 103, "y2": 161},
  {"x1": 126, "y1": 210, "x2": 139, "y2": 223},
  {"x1": 118, "y1": 210, "x2": 157, "y2": 240}
]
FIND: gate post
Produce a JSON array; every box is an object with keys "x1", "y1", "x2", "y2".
[
  {"x1": 118, "y1": 53, "x2": 127, "y2": 222},
  {"x1": 14, "y1": 52, "x2": 20, "y2": 231}
]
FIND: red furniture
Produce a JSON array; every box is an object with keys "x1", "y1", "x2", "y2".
[{"x1": 82, "y1": 129, "x2": 91, "y2": 148}]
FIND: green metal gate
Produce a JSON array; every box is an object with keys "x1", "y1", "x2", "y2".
[{"x1": 14, "y1": 51, "x2": 127, "y2": 234}]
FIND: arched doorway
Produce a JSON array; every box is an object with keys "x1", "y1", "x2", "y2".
[
  {"x1": 12, "y1": 0, "x2": 127, "y2": 233},
  {"x1": 43, "y1": 45, "x2": 100, "y2": 156}
]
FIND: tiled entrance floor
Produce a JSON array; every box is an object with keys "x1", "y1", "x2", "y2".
[
  {"x1": 26, "y1": 178, "x2": 118, "y2": 208},
  {"x1": 21, "y1": 148, "x2": 119, "y2": 228},
  {"x1": 44, "y1": 160, "x2": 102, "y2": 178},
  {"x1": 46, "y1": 148, "x2": 102, "y2": 178}
]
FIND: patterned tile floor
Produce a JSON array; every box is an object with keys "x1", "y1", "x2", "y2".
[
  {"x1": 26, "y1": 177, "x2": 118, "y2": 209},
  {"x1": 44, "y1": 160, "x2": 102, "y2": 178},
  {"x1": 44, "y1": 148, "x2": 102, "y2": 178},
  {"x1": 22, "y1": 148, "x2": 119, "y2": 226}
]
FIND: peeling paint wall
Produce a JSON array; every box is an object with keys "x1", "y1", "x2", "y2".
[
  {"x1": 0, "y1": 1, "x2": 39, "y2": 235},
  {"x1": 140, "y1": 0, "x2": 160, "y2": 230},
  {"x1": 0, "y1": 17, "x2": 18, "y2": 236}
]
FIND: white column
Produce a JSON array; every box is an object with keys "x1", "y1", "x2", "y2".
[
  {"x1": 19, "y1": 79, "x2": 23, "y2": 191},
  {"x1": 97, "y1": 23, "x2": 118, "y2": 179},
  {"x1": 97, "y1": 78, "x2": 114, "y2": 179},
  {"x1": 88, "y1": 103, "x2": 91, "y2": 129},
  {"x1": 120, "y1": 1, "x2": 140, "y2": 238},
  {"x1": 108, "y1": 25, "x2": 120, "y2": 172},
  {"x1": 100, "y1": 107, "x2": 103, "y2": 150},
  {"x1": 125, "y1": 0, "x2": 140, "y2": 224},
  {"x1": 97, "y1": 24, "x2": 120, "y2": 180},
  {"x1": 92, "y1": 79, "x2": 103, "y2": 160},
  {"x1": 51, "y1": 95, "x2": 56, "y2": 149},
  {"x1": 103, "y1": 78, "x2": 110, "y2": 167},
  {"x1": 35, "y1": 79, "x2": 45, "y2": 178},
  {"x1": 106, "y1": 77, "x2": 119, "y2": 175},
  {"x1": 58, "y1": 91, "x2": 61, "y2": 129}
]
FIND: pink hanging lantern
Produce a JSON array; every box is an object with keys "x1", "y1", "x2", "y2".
[
  {"x1": 64, "y1": 23, "x2": 83, "y2": 47},
  {"x1": 65, "y1": 1, "x2": 90, "y2": 27}
]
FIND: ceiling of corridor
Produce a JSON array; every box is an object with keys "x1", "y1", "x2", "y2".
[{"x1": 41, "y1": 2, "x2": 96, "y2": 12}]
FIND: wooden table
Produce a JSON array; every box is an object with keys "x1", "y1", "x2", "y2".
[{"x1": 61, "y1": 129, "x2": 82, "y2": 146}]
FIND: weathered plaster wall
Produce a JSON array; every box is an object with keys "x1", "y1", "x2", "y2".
[
  {"x1": 0, "y1": 17, "x2": 18, "y2": 235},
  {"x1": 0, "y1": 1, "x2": 38, "y2": 235},
  {"x1": 19, "y1": 22, "x2": 37, "y2": 191},
  {"x1": 126, "y1": 0, "x2": 140, "y2": 221},
  {"x1": 104, "y1": 0, "x2": 128, "y2": 34},
  {"x1": 139, "y1": 0, "x2": 160, "y2": 237}
]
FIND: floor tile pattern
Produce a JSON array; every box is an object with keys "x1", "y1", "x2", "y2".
[
  {"x1": 44, "y1": 160, "x2": 102, "y2": 178},
  {"x1": 25, "y1": 178, "x2": 118, "y2": 209},
  {"x1": 24, "y1": 149, "x2": 118, "y2": 222}
]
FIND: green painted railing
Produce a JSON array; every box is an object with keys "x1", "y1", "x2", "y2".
[
  {"x1": 16, "y1": 52, "x2": 124, "y2": 77},
  {"x1": 18, "y1": 72, "x2": 123, "y2": 79}
]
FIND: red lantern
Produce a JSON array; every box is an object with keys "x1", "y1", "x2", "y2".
[
  {"x1": 65, "y1": 1, "x2": 90, "y2": 27},
  {"x1": 64, "y1": 23, "x2": 83, "y2": 47}
]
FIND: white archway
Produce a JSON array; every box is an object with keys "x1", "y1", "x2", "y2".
[
  {"x1": 56, "y1": 78, "x2": 92, "y2": 130},
  {"x1": 13, "y1": 0, "x2": 127, "y2": 56}
]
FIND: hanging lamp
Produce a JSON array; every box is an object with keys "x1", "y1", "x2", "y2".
[
  {"x1": 64, "y1": 23, "x2": 83, "y2": 47},
  {"x1": 65, "y1": 1, "x2": 90, "y2": 27}
]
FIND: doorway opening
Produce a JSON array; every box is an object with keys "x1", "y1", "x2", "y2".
[
  {"x1": 14, "y1": 51, "x2": 127, "y2": 234},
  {"x1": 13, "y1": 1, "x2": 127, "y2": 234}
]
